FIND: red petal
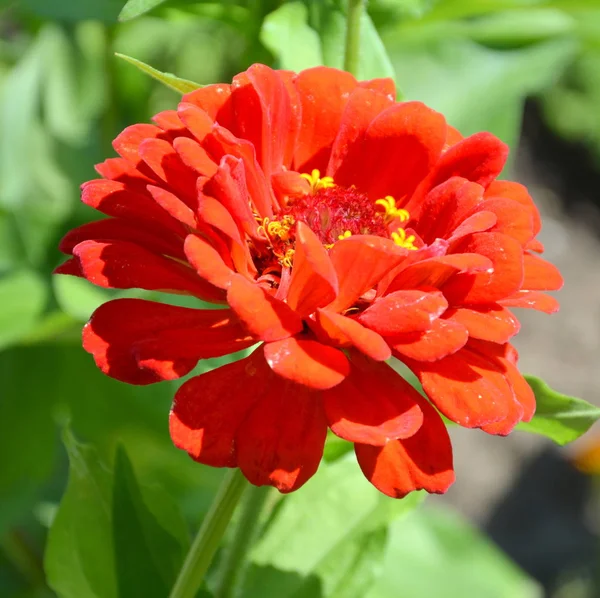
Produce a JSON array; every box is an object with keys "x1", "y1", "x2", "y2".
[
  {"x1": 443, "y1": 304, "x2": 520, "y2": 343},
  {"x1": 323, "y1": 356, "x2": 423, "y2": 446},
  {"x1": 327, "y1": 86, "x2": 394, "y2": 177},
  {"x1": 387, "y1": 253, "x2": 493, "y2": 292},
  {"x1": 169, "y1": 349, "x2": 266, "y2": 467},
  {"x1": 138, "y1": 137, "x2": 198, "y2": 203},
  {"x1": 232, "y1": 65, "x2": 295, "y2": 175},
  {"x1": 58, "y1": 217, "x2": 184, "y2": 260},
  {"x1": 442, "y1": 232, "x2": 524, "y2": 304},
  {"x1": 176, "y1": 102, "x2": 214, "y2": 142},
  {"x1": 113, "y1": 123, "x2": 165, "y2": 168},
  {"x1": 54, "y1": 257, "x2": 82, "y2": 276},
  {"x1": 72, "y1": 239, "x2": 221, "y2": 300},
  {"x1": 359, "y1": 77, "x2": 396, "y2": 98},
  {"x1": 152, "y1": 109, "x2": 188, "y2": 138},
  {"x1": 204, "y1": 156, "x2": 261, "y2": 238},
  {"x1": 95, "y1": 157, "x2": 154, "y2": 191},
  {"x1": 81, "y1": 179, "x2": 185, "y2": 237},
  {"x1": 227, "y1": 275, "x2": 303, "y2": 342},
  {"x1": 475, "y1": 198, "x2": 535, "y2": 245},
  {"x1": 485, "y1": 180, "x2": 541, "y2": 236},
  {"x1": 172, "y1": 136, "x2": 218, "y2": 177},
  {"x1": 355, "y1": 395, "x2": 454, "y2": 498},
  {"x1": 287, "y1": 222, "x2": 338, "y2": 316},
  {"x1": 184, "y1": 234, "x2": 235, "y2": 290},
  {"x1": 327, "y1": 235, "x2": 408, "y2": 312},
  {"x1": 343, "y1": 102, "x2": 447, "y2": 201},
  {"x1": 236, "y1": 377, "x2": 328, "y2": 492},
  {"x1": 182, "y1": 83, "x2": 233, "y2": 125},
  {"x1": 146, "y1": 185, "x2": 197, "y2": 229},
  {"x1": 522, "y1": 252, "x2": 563, "y2": 291},
  {"x1": 390, "y1": 317, "x2": 468, "y2": 361},
  {"x1": 358, "y1": 289, "x2": 448, "y2": 335},
  {"x1": 425, "y1": 131, "x2": 508, "y2": 190},
  {"x1": 264, "y1": 337, "x2": 350, "y2": 390},
  {"x1": 83, "y1": 298, "x2": 245, "y2": 384},
  {"x1": 292, "y1": 67, "x2": 358, "y2": 173},
  {"x1": 407, "y1": 177, "x2": 484, "y2": 244},
  {"x1": 407, "y1": 346, "x2": 515, "y2": 428},
  {"x1": 499, "y1": 290, "x2": 559, "y2": 313},
  {"x1": 447, "y1": 211, "x2": 497, "y2": 243},
  {"x1": 314, "y1": 309, "x2": 391, "y2": 362},
  {"x1": 204, "y1": 128, "x2": 273, "y2": 219}
]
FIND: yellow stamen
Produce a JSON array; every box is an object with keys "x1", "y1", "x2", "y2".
[
  {"x1": 375, "y1": 195, "x2": 410, "y2": 223},
  {"x1": 281, "y1": 248, "x2": 295, "y2": 268},
  {"x1": 300, "y1": 169, "x2": 335, "y2": 193},
  {"x1": 391, "y1": 227, "x2": 417, "y2": 250},
  {"x1": 263, "y1": 215, "x2": 295, "y2": 242},
  {"x1": 338, "y1": 230, "x2": 352, "y2": 240}
]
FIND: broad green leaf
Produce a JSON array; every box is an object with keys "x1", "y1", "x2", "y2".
[
  {"x1": 115, "y1": 52, "x2": 202, "y2": 94},
  {"x1": 0, "y1": 270, "x2": 47, "y2": 350},
  {"x1": 112, "y1": 446, "x2": 189, "y2": 597},
  {"x1": 460, "y1": 9, "x2": 575, "y2": 47},
  {"x1": 384, "y1": 32, "x2": 576, "y2": 143},
  {"x1": 43, "y1": 25, "x2": 92, "y2": 144},
  {"x1": 244, "y1": 456, "x2": 423, "y2": 596},
  {"x1": 0, "y1": 345, "x2": 58, "y2": 535},
  {"x1": 366, "y1": 508, "x2": 540, "y2": 598},
  {"x1": 119, "y1": 0, "x2": 169, "y2": 21},
  {"x1": 53, "y1": 275, "x2": 114, "y2": 322},
  {"x1": 517, "y1": 376, "x2": 600, "y2": 445},
  {"x1": 260, "y1": 2, "x2": 323, "y2": 71},
  {"x1": 45, "y1": 429, "x2": 118, "y2": 598},
  {"x1": 45, "y1": 433, "x2": 190, "y2": 598},
  {"x1": 22, "y1": 0, "x2": 122, "y2": 22},
  {"x1": 322, "y1": 431, "x2": 353, "y2": 463}
]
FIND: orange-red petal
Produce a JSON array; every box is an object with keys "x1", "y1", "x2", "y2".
[
  {"x1": 355, "y1": 394, "x2": 454, "y2": 498},
  {"x1": 264, "y1": 337, "x2": 350, "y2": 390},
  {"x1": 323, "y1": 356, "x2": 423, "y2": 445}
]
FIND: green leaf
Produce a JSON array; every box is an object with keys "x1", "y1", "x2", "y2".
[
  {"x1": 517, "y1": 376, "x2": 600, "y2": 445},
  {"x1": 0, "y1": 270, "x2": 48, "y2": 350},
  {"x1": 22, "y1": 0, "x2": 122, "y2": 22},
  {"x1": 53, "y1": 275, "x2": 114, "y2": 322},
  {"x1": 384, "y1": 31, "x2": 576, "y2": 144},
  {"x1": 45, "y1": 432, "x2": 190, "y2": 598},
  {"x1": 45, "y1": 429, "x2": 118, "y2": 598},
  {"x1": 260, "y1": 2, "x2": 323, "y2": 71},
  {"x1": 244, "y1": 456, "x2": 423, "y2": 596},
  {"x1": 115, "y1": 52, "x2": 202, "y2": 94},
  {"x1": 112, "y1": 445, "x2": 189, "y2": 597},
  {"x1": 119, "y1": 0, "x2": 170, "y2": 21},
  {"x1": 365, "y1": 507, "x2": 539, "y2": 598}
]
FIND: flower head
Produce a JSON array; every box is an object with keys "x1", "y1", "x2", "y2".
[{"x1": 56, "y1": 64, "x2": 562, "y2": 497}]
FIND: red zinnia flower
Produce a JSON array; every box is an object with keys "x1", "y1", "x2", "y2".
[{"x1": 56, "y1": 64, "x2": 562, "y2": 497}]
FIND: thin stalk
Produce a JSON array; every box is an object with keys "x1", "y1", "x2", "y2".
[
  {"x1": 215, "y1": 485, "x2": 272, "y2": 598},
  {"x1": 169, "y1": 469, "x2": 249, "y2": 598},
  {"x1": 344, "y1": 0, "x2": 365, "y2": 76}
]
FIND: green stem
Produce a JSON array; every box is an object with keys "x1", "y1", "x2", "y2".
[
  {"x1": 169, "y1": 469, "x2": 249, "y2": 598},
  {"x1": 344, "y1": 0, "x2": 365, "y2": 76},
  {"x1": 215, "y1": 485, "x2": 272, "y2": 598}
]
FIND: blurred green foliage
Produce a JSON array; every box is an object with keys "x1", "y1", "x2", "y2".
[{"x1": 1, "y1": 0, "x2": 599, "y2": 596}]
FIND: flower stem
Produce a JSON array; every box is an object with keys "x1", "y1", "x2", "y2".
[
  {"x1": 344, "y1": 0, "x2": 365, "y2": 76},
  {"x1": 169, "y1": 469, "x2": 249, "y2": 598},
  {"x1": 214, "y1": 485, "x2": 272, "y2": 598}
]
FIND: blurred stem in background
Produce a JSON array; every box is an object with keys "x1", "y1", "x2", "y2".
[
  {"x1": 344, "y1": 0, "x2": 365, "y2": 76},
  {"x1": 168, "y1": 469, "x2": 249, "y2": 598},
  {"x1": 215, "y1": 484, "x2": 273, "y2": 598}
]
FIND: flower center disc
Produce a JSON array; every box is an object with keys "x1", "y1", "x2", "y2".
[{"x1": 286, "y1": 186, "x2": 388, "y2": 246}]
